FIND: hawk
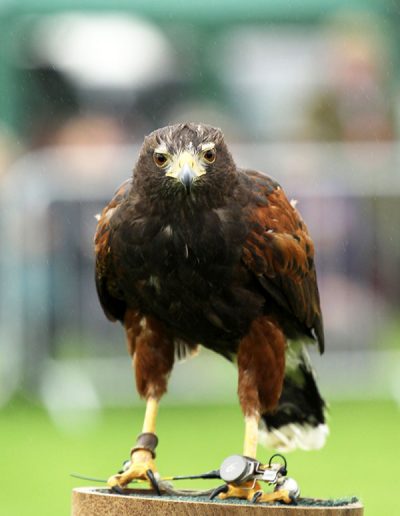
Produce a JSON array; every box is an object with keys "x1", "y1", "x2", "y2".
[{"x1": 94, "y1": 123, "x2": 327, "y2": 498}]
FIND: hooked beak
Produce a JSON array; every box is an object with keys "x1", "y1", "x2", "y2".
[
  {"x1": 178, "y1": 163, "x2": 197, "y2": 192},
  {"x1": 165, "y1": 150, "x2": 206, "y2": 193}
]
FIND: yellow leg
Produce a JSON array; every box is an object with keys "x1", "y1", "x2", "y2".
[
  {"x1": 142, "y1": 397, "x2": 158, "y2": 433},
  {"x1": 218, "y1": 415, "x2": 260, "y2": 501},
  {"x1": 108, "y1": 397, "x2": 159, "y2": 489},
  {"x1": 219, "y1": 413, "x2": 286, "y2": 503},
  {"x1": 218, "y1": 413, "x2": 295, "y2": 504},
  {"x1": 243, "y1": 414, "x2": 259, "y2": 458}
]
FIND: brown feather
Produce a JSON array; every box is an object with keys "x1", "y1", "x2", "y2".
[
  {"x1": 93, "y1": 124, "x2": 325, "y2": 435},
  {"x1": 124, "y1": 309, "x2": 175, "y2": 399},
  {"x1": 242, "y1": 174, "x2": 324, "y2": 352},
  {"x1": 238, "y1": 316, "x2": 286, "y2": 416},
  {"x1": 94, "y1": 179, "x2": 132, "y2": 321}
]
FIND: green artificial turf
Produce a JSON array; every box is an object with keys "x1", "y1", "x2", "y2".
[{"x1": 0, "y1": 399, "x2": 398, "y2": 515}]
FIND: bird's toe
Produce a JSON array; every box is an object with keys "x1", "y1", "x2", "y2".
[
  {"x1": 218, "y1": 481, "x2": 263, "y2": 502},
  {"x1": 107, "y1": 450, "x2": 158, "y2": 490},
  {"x1": 217, "y1": 481, "x2": 292, "y2": 504}
]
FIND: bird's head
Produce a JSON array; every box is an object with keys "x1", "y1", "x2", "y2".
[{"x1": 133, "y1": 123, "x2": 237, "y2": 202}]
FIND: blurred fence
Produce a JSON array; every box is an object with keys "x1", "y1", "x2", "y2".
[{"x1": 1, "y1": 142, "x2": 400, "y2": 409}]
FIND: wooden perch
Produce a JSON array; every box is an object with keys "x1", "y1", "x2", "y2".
[{"x1": 72, "y1": 487, "x2": 364, "y2": 515}]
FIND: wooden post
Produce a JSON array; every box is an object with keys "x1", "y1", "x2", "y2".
[{"x1": 72, "y1": 487, "x2": 364, "y2": 515}]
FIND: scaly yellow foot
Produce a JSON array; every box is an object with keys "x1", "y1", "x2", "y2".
[
  {"x1": 218, "y1": 481, "x2": 292, "y2": 504},
  {"x1": 218, "y1": 480, "x2": 263, "y2": 502},
  {"x1": 254, "y1": 489, "x2": 292, "y2": 504},
  {"x1": 107, "y1": 449, "x2": 158, "y2": 490}
]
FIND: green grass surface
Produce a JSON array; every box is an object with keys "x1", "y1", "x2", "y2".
[{"x1": 1, "y1": 399, "x2": 398, "y2": 515}]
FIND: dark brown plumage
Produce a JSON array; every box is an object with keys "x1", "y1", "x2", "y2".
[{"x1": 95, "y1": 123, "x2": 327, "y2": 477}]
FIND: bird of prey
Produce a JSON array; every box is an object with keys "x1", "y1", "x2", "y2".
[{"x1": 94, "y1": 123, "x2": 327, "y2": 499}]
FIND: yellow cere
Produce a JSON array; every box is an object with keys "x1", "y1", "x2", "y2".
[{"x1": 165, "y1": 149, "x2": 208, "y2": 179}]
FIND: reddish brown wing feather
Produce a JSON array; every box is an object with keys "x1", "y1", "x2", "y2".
[
  {"x1": 94, "y1": 178, "x2": 132, "y2": 322},
  {"x1": 242, "y1": 171, "x2": 324, "y2": 352}
]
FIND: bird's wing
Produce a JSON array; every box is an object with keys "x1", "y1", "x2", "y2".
[
  {"x1": 241, "y1": 170, "x2": 324, "y2": 353},
  {"x1": 94, "y1": 178, "x2": 132, "y2": 322}
]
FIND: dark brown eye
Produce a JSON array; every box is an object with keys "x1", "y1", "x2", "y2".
[
  {"x1": 153, "y1": 152, "x2": 169, "y2": 167},
  {"x1": 203, "y1": 148, "x2": 216, "y2": 163}
]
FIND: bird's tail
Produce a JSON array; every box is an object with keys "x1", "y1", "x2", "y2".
[{"x1": 258, "y1": 342, "x2": 328, "y2": 452}]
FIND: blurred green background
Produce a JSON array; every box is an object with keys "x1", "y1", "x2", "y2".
[
  {"x1": 2, "y1": 400, "x2": 399, "y2": 514},
  {"x1": 1, "y1": 1, "x2": 400, "y2": 514}
]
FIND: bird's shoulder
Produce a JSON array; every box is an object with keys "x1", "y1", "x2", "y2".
[
  {"x1": 237, "y1": 168, "x2": 281, "y2": 198},
  {"x1": 94, "y1": 178, "x2": 132, "y2": 250},
  {"x1": 237, "y1": 168, "x2": 314, "y2": 274}
]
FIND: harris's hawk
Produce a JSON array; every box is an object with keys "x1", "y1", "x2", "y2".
[{"x1": 94, "y1": 123, "x2": 327, "y2": 494}]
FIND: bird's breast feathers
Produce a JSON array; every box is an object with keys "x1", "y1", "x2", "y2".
[
  {"x1": 95, "y1": 122, "x2": 323, "y2": 385},
  {"x1": 114, "y1": 203, "x2": 246, "y2": 291},
  {"x1": 108, "y1": 198, "x2": 265, "y2": 349}
]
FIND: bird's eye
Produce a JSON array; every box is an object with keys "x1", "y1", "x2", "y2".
[
  {"x1": 153, "y1": 152, "x2": 169, "y2": 168},
  {"x1": 202, "y1": 148, "x2": 216, "y2": 163}
]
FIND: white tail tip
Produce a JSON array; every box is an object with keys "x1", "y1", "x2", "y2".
[{"x1": 259, "y1": 423, "x2": 329, "y2": 452}]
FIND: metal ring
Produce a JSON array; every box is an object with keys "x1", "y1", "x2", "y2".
[{"x1": 268, "y1": 453, "x2": 287, "y2": 470}]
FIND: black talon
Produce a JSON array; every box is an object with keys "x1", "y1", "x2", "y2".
[
  {"x1": 289, "y1": 493, "x2": 298, "y2": 505},
  {"x1": 251, "y1": 491, "x2": 263, "y2": 503},
  {"x1": 209, "y1": 484, "x2": 229, "y2": 500},
  {"x1": 117, "y1": 460, "x2": 130, "y2": 474},
  {"x1": 146, "y1": 469, "x2": 161, "y2": 496},
  {"x1": 110, "y1": 485, "x2": 125, "y2": 495}
]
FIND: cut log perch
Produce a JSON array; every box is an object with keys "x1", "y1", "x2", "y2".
[{"x1": 72, "y1": 487, "x2": 364, "y2": 515}]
